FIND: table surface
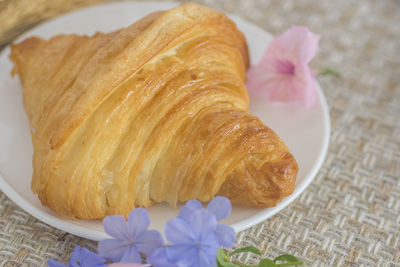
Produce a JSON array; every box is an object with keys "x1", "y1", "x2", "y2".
[{"x1": 0, "y1": 0, "x2": 399, "y2": 266}]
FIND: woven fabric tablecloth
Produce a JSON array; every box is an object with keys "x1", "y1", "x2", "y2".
[{"x1": 0, "y1": 0, "x2": 399, "y2": 266}]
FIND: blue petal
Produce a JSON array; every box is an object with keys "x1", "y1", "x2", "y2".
[
  {"x1": 147, "y1": 247, "x2": 184, "y2": 267},
  {"x1": 79, "y1": 247, "x2": 105, "y2": 267},
  {"x1": 215, "y1": 224, "x2": 236, "y2": 248},
  {"x1": 136, "y1": 230, "x2": 164, "y2": 256},
  {"x1": 195, "y1": 248, "x2": 218, "y2": 267},
  {"x1": 128, "y1": 208, "x2": 150, "y2": 239},
  {"x1": 189, "y1": 209, "x2": 217, "y2": 241},
  {"x1": 68, "y1": 246, "x2": 81, "y2": 267},
  {"x1": 47, "y1": 260, "x2": 66, "y2": 267},
  {"x1": 178, "y1": 200, "x2": 202, "y2": 222},
  {"x1": 120, "y1": 246, "x2": 142, "y2": 263},
  {"x1": 207, "y1": 196, "x2": 231, "y2": 221},
  {"x1": 103, "y1": 215, "x2": 131, "y2": 240},
  {"x1": 165, "y1": 244, "x2": 197, "y2": 265},
  {"x1": 98, "y1": 239, "x2": 130, "y2": 261},
  {"x1": 199, "y1": 234, "x2": 219, "y2": 259},
  {"x1": 165, "y1": 217, "x2": 195, "y2": 244}
]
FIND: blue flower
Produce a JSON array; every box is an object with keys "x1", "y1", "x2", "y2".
[
  {"x1": 165, "y1": 209, "x2": 220, "y2": 267},
  {"x1": 147, "y1": 247, "x2": 185, "y2": 267},
  {"x1": 149, "y1": 196, "x2": 235, "y2": 267},
  {"x1": 48, "y1": 246, "x2": 105, "y2": 267},
  {"x1": 178, "y1": 196, "x2": 236, "y2": 248},
  {"x1": 98, "y1": 208, "x2": 164, "y2": 263}
]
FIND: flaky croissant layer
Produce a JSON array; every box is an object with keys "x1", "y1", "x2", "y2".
[{"x1": 10, "y1": 3, "x2": 297, "y2": 219}]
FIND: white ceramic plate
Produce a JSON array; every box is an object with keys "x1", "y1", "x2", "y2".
[{"x1": 0, "y1": 1, "x2": 330, "y2": 241}]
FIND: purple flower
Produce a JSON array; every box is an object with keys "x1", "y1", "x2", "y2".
[
  {"x1": 165, "y1": 209, "x2": 220, "y2": 267},
  {"x1": 178, "y1": 196, "x2": 236, "y2": 248},
  {"x1": 147, "y1": 247, "x2": 185, "y2": 267},
  {"x1": 98, "y1": 208, "x2": 163, "y2": 263},
  {"x1": 48, "y1": 246, "x2": 105, "y2": 267},
  {"x1": 147, "y1": 197, "x2": 235, "y2": 267}
]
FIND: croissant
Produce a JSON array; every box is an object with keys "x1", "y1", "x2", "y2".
[{"x1": 9, "y1": 3, "x2": 298, "y2": 219}]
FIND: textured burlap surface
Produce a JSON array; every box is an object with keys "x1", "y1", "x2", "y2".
[{"x1": 0, "y1": 0, "x2": 399, "y2": 266}]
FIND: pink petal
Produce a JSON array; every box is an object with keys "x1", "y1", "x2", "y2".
[
  {"x1": 267, "y1": 64, "x2": 317, "y2": 108},
  {"x1": 293, "y1": 64, "x2": 318, "y2": 108},
  {"x1": 267, "y1": 75, "x2": 298, "y2": 102},
  {"x1": 272, "y1": 25, "x2": 320, "y2": 64},
  {"x1": 246, "y1": 25, "x2": 319, "y2": 108},
  {"x1": 246, "y1": 65, "x2": 276, "y2": 97}
]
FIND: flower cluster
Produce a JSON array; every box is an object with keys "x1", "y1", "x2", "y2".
[
  {"x1": 48, "y1": 197, "x2": 235, "y2": 267},
  {"x1": 48, "y1": 196, "x2": 308, "y2": 267}
]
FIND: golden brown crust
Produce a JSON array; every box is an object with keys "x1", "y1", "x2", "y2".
[{"x1": 9, "y1": 3, "x2": 296, "y2": 219}]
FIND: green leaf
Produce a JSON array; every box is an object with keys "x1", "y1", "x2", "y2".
[
  {"x1": 273, "y1": 254, "x2": 311, "y2": 266},
  {"x1": 273, "y1": 254, "x2": 299, "y2": 263},
  {"x1": 258, "y1": 259, "x2": 276, "y2": 267},
  {"x1": 217, "y1": 248, "x2": 241, "y2": 267},
  {"x1": 219, "y1": 260, "x2": 242, "y2": 267},
  {"x1": 229, "y1": 246, "x2": 262, "y2": 256},
  {"x1": 318, "y1": 67, "x2": 341, "y2": 77}
]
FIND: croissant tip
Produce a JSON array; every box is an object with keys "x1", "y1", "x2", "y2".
[{"x1": 10, "y1": 36, "x2": 42, "y2": 55}]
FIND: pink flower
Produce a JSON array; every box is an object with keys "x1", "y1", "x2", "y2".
[{"x1": 246, "y1": 25, "x2": 320, "y2": 108}]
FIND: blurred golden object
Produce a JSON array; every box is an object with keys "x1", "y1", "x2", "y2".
[{"x1": 0, "y1": 0, "x2": 109, "y2": 51}]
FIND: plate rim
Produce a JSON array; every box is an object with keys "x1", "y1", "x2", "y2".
[{"x1": 0, "y1": 0, "x2": 330, "y2": 241}]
